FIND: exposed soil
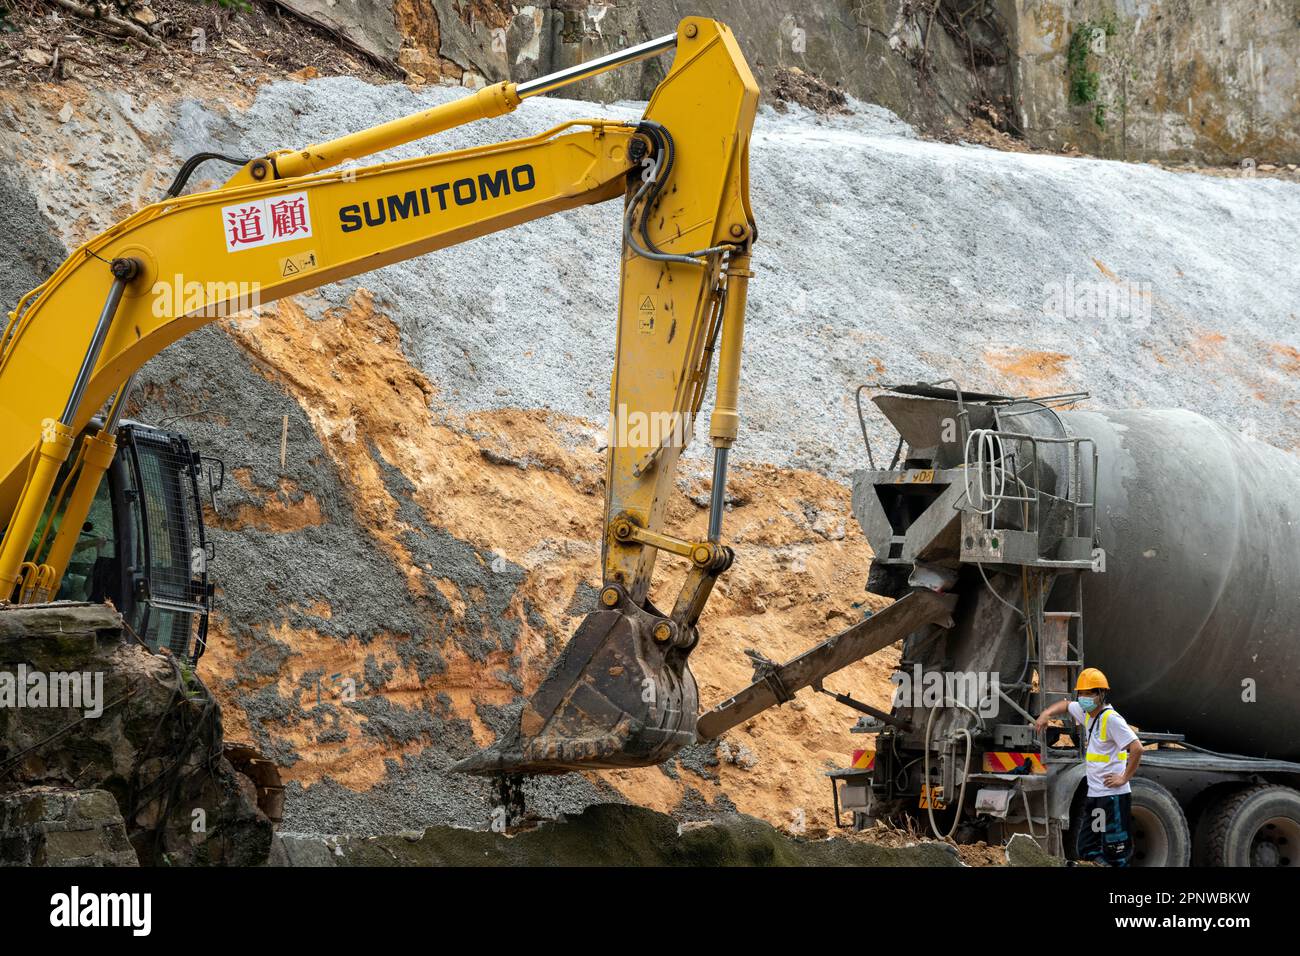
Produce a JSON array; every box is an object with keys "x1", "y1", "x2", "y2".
[
  {"x1": 839, "y1": 820, "x2": 1007, "y2": 867},
  {"x1": 769, "y1": 66, "x2": 851, "y2": 116}
]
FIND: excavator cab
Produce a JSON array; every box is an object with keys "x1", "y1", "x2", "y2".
[{"x1": 51, "y1": 422, "x2": 216, "y2": 663}]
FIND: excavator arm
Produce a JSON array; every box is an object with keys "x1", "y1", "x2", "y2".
[{"x1": 0, "y1": 18, "x2": 758, "y2": 774}]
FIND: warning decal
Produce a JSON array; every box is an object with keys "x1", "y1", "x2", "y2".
[
  {"x1": 279, "y1": 250, "x2": 319, "y2": 277},
  {"x1": 223, "y1": 191, "x2": 313, "y2": 252},
  {"x1": 638, "y1": 294, "x2": 656, "y2": 333}
]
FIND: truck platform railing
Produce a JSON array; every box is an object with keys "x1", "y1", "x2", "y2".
[{"x1": 958, "y1": 426, "x2": 1100, "y2": 571}]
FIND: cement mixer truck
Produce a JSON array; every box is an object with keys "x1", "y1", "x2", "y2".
[{"x1": 827, "y1": 382, "x2": 1300, "y2": 867}]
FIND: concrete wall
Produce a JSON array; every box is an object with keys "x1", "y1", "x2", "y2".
[{"x1": 1008, "y1": 0, "x2": 1300, "y2": 164}]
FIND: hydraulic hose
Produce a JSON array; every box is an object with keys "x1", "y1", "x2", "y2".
[
  {"x1": 922, "y1": 701, "x2": 982, "y2": 840},
  {"x1": 624, "y1": 121, "x2": 739, "y2": 265},
  {"x1": 163, "y1": 152, "x2": 253, "y2": 198}
]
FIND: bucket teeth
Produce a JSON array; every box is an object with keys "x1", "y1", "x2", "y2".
[{"x1": 453, "y1": 600, "x2": 698, "y2": 776}]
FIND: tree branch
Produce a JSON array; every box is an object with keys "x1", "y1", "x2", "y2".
[{"x1": 45, "y1": 0, "x2": 164, "y2": 49}]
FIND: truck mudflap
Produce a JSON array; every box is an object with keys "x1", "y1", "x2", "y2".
[{"x1": 696, "y1": 589, "x2": 957, "y2": 740}]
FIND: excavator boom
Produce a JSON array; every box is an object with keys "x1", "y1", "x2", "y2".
[{"x1": 0, "y1": 18, "x2": 758, "y2": 775}]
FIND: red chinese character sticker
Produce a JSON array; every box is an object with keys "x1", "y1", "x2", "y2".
[
  {"x1": 225, "y1": 204, "x2": 265, "y2": 247},
  {"x1": 269, "y1": 196, "x2": 310, "y2": 239},
  {"x1": 222, "y1": 192, "x2": 313, "y2": 252}
]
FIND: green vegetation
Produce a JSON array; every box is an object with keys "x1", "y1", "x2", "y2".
[
  {"x1": 178, "y1": 660, "x2": 204, "y2": 701},
  {"x1": 1067, "y1": 17, "x2": 1118, "y2": 128}
]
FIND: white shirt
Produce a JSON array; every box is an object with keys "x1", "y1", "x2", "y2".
[{"x1": 1068, "y1": 701, "x2": 1137, "y2": 797}]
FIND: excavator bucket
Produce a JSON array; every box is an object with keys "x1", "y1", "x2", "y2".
[{"x1": 452, "y1": 597, "x2": 698, "y2": 775}]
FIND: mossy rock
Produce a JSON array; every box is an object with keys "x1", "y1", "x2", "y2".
[{"x1": 286, "y1": 804, "x2": 966, "y2": 867}]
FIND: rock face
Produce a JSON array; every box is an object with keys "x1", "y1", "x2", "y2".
[
  {"x1": 275, "y1": 1, "x2": 1299, "y2": 162},
  {"x1": 0, "y1": 787, "x2": 138, "y2": 867},
  {"x1": 278, "y1": 0, "x2": 989, "y2": 131},
  {"x1": 1005, "y1": 831, "x2": 1063, "y2": 867},
  {"x1": 1007, "y1": 0, "x2": 1300, "y2": 164},
  {"x1": 0, "y1": 603, "x2": 272, "y2": 865}
]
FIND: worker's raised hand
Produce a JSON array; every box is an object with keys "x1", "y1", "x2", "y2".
[{"x1": 1034, "y1": 713, "x2": 1050, "y2": 735}]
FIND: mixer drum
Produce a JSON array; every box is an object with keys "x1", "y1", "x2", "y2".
[{"x1": 1062, "y1": 408, "x2": 1300, "y2": 759}]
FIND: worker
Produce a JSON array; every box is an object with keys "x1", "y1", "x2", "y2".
[{"x1": 1034, "y1": 668, "x2": 1143, "y2": 866}]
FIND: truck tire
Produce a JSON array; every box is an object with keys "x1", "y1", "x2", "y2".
[
  {"x1": 1129, "y1": 778, "x2": 1191, "y2": 867},
  {"x1": 1200, "y1": 785, "x2": 1300, "y2": 867}
]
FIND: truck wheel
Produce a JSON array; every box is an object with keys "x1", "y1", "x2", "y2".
[
  {"x1": 1201, "y1": 785, "x2": 1300, "y2": 867},
  {"x1": 1129, "y1": 778, "x2": 1191, "y2": 867}
]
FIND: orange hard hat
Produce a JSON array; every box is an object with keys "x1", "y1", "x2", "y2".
[{"x1": 1076, "y1": 667, "x2": 1109, "y2": 692}]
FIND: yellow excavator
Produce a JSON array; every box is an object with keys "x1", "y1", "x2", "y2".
[{"x1": 0, "y1": 18, "x2": 953, "y2": 781}]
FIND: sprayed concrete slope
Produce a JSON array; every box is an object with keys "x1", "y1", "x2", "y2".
[
  {"x1": 177, "y1": 78, "x2": 1300, "y2": 472},
  {"x1": 1, "y1": 77, "x2": 1296, "y2": 837}
]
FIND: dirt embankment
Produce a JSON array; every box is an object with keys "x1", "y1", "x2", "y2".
[
  {"x1": 199, "y1": 288, "x2": 895, "y2": 832},
  {"x1": 0, "y1": 0, "x2": 392, "y2": 89}
]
